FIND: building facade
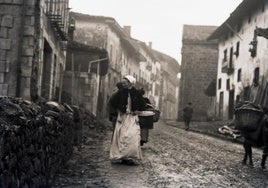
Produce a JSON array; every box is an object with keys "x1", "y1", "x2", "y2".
[
  {"x1": 69, "y1": 12, "x2": 180, "y2": 120},
  {"x1": 208, "y1": 0, "x2": 268, "y2": 120},
  {"x1": 153, "y1": 51, "x2": 180, "y2": 120},
  {"x1": 69, "y1": 12, "x2": 145, "y2": 118},
  {"x1": 135, "y1": 41, "x2": 158, "y2": 105},
  {"x1": 0, "y1": 0, "x2": 69, "y2": 101},
  {"x1": 179, "y1": 25, "x2": 218, "y2": 121},
  {"x1": 62, "y1": 41, "x2": 109, "y2": 115}
]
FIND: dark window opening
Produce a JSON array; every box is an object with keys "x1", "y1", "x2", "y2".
[
  {"x1": 226, "y1": 79, "x2": 230, "y2": 90},
  {"x1": 235, "y1": 41, "x2": 240, "y2": 57},
  {"x1": 218, "y1": 78, "x2": 222, "y2": 89},
  {"x1": 223, "y1": 49, "x2": 227, "y2": 61},
  {"x1": 253, "y1": 67, "x2": 260, "y2": 86},
  {"x1": 237, "y1": 69, "x2": 242, "y2": 82},
  {"x1": 42, "y1": 39, "x2": 53, "y2": 99},
  {"x1": 229, "y1": 47, "x2": 233, "y2": 68}
]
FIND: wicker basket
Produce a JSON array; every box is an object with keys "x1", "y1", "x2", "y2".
[
  {"x1": 152, "y1": 109, "x2": 160, "y2": 122},
  {"x1": 235, "y1": 109, "x2": 263, "y2": 132}
]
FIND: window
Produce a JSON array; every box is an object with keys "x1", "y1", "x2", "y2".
[
  {"x1": 223, "y1": 49, "x2": 227, "y2": 61},
  {"x1": 235, "y1": 42, "x2": 240, "y2": 57},
  {"x1": 253, "y1": 67, "x2": 260, "y2": 86},
  {"x1": 229, "y1": 47, "x2": 233, "y2": 68},
  {"x1": 218, "y1": 78, "x2": 222, "y2": 89},
  {"x1": 226, "y1": 79, "x2": 230, "y2": 90},
  {"x1": 237, "y1": 69, "x2": 242, "y2": 82}
]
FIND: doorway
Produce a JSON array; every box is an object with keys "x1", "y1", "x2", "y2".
[
  {"x1": 41, "y1": 39, "x2": 52, "y2": 99},
  {"x1": 219, "y1": 92, "x2": 224, "y2": 119},
  {"x1": 228, "y1": 89, "x2": 235, "y2": 119}
]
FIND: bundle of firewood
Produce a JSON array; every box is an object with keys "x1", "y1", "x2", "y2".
[{"x1": 0, "y1": 97, "x2": 78, "y2": 187}]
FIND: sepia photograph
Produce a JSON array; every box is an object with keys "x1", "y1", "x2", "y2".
[{"x1": 1, "y1": 0, "x2": 268, "y2": 187}]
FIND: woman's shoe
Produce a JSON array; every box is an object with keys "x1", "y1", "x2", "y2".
[{"x1": 121, "y1": 159, "x2": 139, "y2": 166}]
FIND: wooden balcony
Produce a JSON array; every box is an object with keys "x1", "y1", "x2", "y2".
[
  {"x1": 47, "y1": 13, "x2": 68, "y2": 41},
  {"x1": 221, "y1": 59, "x2": 234, "y2": 74}
]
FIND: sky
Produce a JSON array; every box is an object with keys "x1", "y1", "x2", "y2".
[{"x1": 69, "y1": 0, "x2": 243, "y2": 63}]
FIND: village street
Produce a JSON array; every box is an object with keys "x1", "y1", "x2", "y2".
[{"x1": 53, "y1": 120, "x2": 268, "y2": 188}]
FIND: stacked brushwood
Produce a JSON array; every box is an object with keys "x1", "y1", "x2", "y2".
[{"x1": 0, "y1": 96, "x2": 78, "y2": 187}]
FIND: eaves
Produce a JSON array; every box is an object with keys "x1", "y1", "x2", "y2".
[{"x1": 208, "y1": 0, "x2": 264, "y2": 40}]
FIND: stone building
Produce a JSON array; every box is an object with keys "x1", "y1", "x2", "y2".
[
  {"x1": 179, "y1": 25, "x2": 218, "y2": 121},
  {"x1": 69, "y1": 12, "x2": 180, "y2": 120},
  {"x1": 134, "y1": 40, "x2": 159, "y2": 106},
  {"x1": 69, "y1": 12, "x2": 145, "y2": 118},
  {"x1": 0, "y1": 0, "x2": 69, "y2": 101},
  {"x1": 153, "y1": 50, "x2": 180, "y2": 120},
  {"x1": 208, "y1": 0, "x2": 268, "y2": 120},
  {"x1": 62, "y1": 41, "x2": 109, "y2": 115}
]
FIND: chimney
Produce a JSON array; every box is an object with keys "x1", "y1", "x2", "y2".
[
  {"x1": 123, "y1": 26, "x2": 131, "y2": 36},
  {"x1": 148, "y1": 42, "x2": 152, "y2": 49},
  {"x1": 68, "y1": 17, "x2": 76, "y2": 41}
]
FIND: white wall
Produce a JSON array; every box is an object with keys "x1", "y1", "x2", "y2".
[{"x1": 216, "y1": 4, "x2": 268, "y2": 119}]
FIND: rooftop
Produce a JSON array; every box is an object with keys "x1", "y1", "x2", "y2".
[
  {"x1": 208, "y1": 0, "x2": 265, "y2": 40},
  {"x1": 183, "y1": 25, "x2": 218, "y2": 42}
]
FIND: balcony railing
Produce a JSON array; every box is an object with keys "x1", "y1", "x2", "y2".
[
  {"x1": 45, "y1": 0, "x2": 69, "y2": 41},
  {"x1": 221, "y1": 59, "x2": 234, "y2": 74}
]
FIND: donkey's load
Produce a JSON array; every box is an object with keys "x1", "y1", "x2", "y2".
[{"x1": 234, "y1": 102, "x2": 263, "y2": 132}]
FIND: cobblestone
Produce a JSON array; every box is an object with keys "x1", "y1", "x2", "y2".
[{"x1": 53, "y1": 120, "x2": 268, "y2": 188}]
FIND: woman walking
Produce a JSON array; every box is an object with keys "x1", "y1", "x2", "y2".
[{"x1": 108, "y1": 75, "x2": 146, "y2": 165}]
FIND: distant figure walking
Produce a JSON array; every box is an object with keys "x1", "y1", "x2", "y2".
[{"x1": 183, "y1": 102, "x2": 193, "y2": 130}]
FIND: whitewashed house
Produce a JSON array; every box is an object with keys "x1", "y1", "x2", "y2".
[{"x1": 208, "y1": 0, "x2": 268, "y2": 120}]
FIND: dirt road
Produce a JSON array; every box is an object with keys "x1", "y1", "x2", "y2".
[{"x1": 53, "y1": 120, "x2": 268, "y2": 188}]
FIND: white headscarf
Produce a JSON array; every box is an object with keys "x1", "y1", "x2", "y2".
[{"x1": 123, "y1": 75, "x2": 136, "y2": 84}]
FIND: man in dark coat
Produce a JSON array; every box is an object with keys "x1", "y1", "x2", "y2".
[{"x1": 183, "y1": 102, "x2": 193, "y2": 130}]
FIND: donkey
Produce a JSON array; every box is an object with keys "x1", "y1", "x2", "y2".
[{"x1": 240, "y1": 114, "x2": 268, "y2": 169}]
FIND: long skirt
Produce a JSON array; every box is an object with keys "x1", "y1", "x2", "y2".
[
  {"x1": 141, "y1": 128, "x2": 149, "y2": 143},
  {"x1": 110, "y1": 113, "x2": 142, "y2": 161}
]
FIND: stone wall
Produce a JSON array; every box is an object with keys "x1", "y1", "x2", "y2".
[
  {"x1": 0, "y1": 1, "x2": 27, "y2": 97},
  {"x1": 0, "y1": 0, "x2": 67, "y2": 101},
  {"x1": 0, "y1": 96, "x2": 81, "y2": 187},
  {"x1": 180, "y1": 42, "x2": 218, "y2": 121}
]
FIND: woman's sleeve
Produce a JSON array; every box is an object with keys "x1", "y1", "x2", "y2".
[
  {"x1": 144, "y1": 98, "x2": 151, "y2": 104},
  {"x1": 139, "y1": 94, "x2": 147, "y2": 110}
]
